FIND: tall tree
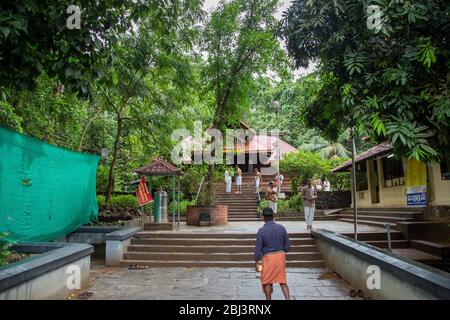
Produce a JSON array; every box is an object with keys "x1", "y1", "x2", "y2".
[
  {"x1": 97, "y1": 1, "x2": 203, "y2": 205},
  {"x1": 300, "y1": 130, "x2": 351, "y2": 159},
  {"x1": 281, "y1": 0, "x2": 450, "y2": 161},
  {"x1": 0, "y1": 0, "x2": 153, "y2": 91},
  {"x1": 201, "y1": 0, "x2": 290, "y2": 203}
]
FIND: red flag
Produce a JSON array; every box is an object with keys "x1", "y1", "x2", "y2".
[{"x1": 136, "y1": 176, "x2": 153, "y2": 206}]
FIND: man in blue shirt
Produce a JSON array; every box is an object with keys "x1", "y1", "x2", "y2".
[{"x1": 254, "y1": 207, "x2": 291, "y2": 300}]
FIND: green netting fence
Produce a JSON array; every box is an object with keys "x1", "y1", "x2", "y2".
[{"x1": 0, "y1": 126, "x2": 99, "y2": 243}]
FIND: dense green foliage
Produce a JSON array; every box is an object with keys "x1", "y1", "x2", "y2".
[
  {"x1": 0, "y1": 0, "x2": 151, "y2": 91},
  {"x1": 1, "y1": 0, "x2": 446, "y2": 212},
  {"x1": 280, "y1": 151, "x2": 351, "y2": 192},
  {"x1": 245, "y1": 75, "x2": 373, "y2": 156},
  {"x1": 0, "y1": 232, "x2": 12, "y2": 266},
  {"x1": 281, "y1": 0, "x2": 450, "y2": 161}
]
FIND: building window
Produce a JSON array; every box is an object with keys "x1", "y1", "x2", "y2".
[
  {"x1": 382, "y1": 156, "x2": 405, "y2": 187},
  {"x1": 355, "y1": 161, "x2": 368, "y2": 191},
  {"x1": 441, "y1": 160, "x2": 450, "y2": 180}
]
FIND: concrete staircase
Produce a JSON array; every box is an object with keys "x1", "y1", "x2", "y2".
[
  {"x1": 337, "y1": 208, "x2": 424, "y2": 229},
  {"x1": 341, "y1": 231, "x2": 448, "y2": 271},
  {"x1": 214, "y1": 174, "x2": 260, "y2": 222},
  {"x1": 121, "y1": 231, "x2": 326, "y2": 268}
]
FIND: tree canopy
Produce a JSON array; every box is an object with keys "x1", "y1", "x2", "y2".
[{"x1": 281, "y1": 0, "x2": 450, "y2": 161}]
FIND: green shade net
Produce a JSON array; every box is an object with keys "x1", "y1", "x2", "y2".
[{"x1": 0, "y1": 126, "x2": 99, "y2": 242}]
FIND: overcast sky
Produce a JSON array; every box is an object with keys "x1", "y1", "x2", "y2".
[{"x1": 202, "y1": 0, "x2": 316, "y2": 78}]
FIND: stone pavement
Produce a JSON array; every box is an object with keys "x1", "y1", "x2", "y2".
[
  {"x1": 163, "y1": 220, "x2": 384, "y2": 234},
  {"x1": 76, "y1": 264, "x2": 361, "y2": 300}
]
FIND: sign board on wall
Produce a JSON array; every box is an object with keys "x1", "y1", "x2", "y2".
[{"x1": 406, "y1": 159, "x2": 427, "y2": 207}]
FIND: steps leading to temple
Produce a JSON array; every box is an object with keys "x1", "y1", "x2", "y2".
[
  {"x1": 214, "y1": 180, "x2": 260, "y2": 221},
  {"x1": 337, "y1": 208, "x2": 424, "y2": 230},
  {"x1": 121, "y1": 231, "x2": 326, "y2": 268}
]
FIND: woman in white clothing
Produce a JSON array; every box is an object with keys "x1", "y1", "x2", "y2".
[
  {"x1": 224, "y1": 170, "x2": 232, "y2": 193},
  {"x1": 235, "y1": 166, "x2": 242, "y2": 194},
  {"x1": 254, "y1": 168, "x2": 262, "y2": 193}
]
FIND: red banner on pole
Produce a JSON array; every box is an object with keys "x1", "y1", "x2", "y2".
[{"x1": 136, "y1": 176, "x2": 153, "y2": 206}]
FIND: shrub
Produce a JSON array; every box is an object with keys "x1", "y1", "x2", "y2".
[
  {"x1": 0, "y1": 233, "x2": 12, "y2": 267},
  {"x1": 179, "y1": 199, "x2": 196, "y2": 216},
  {"x1": 280, "y1": 150, "x2": 351, "y2": 191},
  {"x1": 109, "y1": 195, "x2": 139, "y2": 209},
  {"x1": 96, "y1": 195, "x2": 106, "y2": 209}
]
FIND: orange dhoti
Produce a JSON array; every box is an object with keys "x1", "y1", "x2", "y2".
[{"x1": 261, "y1": 251, "x2": 287, "y2": 289}]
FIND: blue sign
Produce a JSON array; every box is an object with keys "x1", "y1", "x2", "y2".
[{"x1": 407, "y1": 192, "x2": 426, "y2": 207}]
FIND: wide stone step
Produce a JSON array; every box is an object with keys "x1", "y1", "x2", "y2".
[
  {"x1": 131, "y1": 238, "x2": 315, "y2": 246},
  {"x1": 134, "y1": 232, "x2": 311, "y2": 239},
  {"x1": 340, "y1": 231, "x2": 404, "y2": 241},
  {"x1": 123, "y1": 251, "x2": 323, "y2": 261},
  {"x1": 340, "y1": 210, "x2": 422, "y2": 219},
  {"x1": 346, "y1": 207, "x2": 424, "y2": 213},
  {"x1": 365, "y1": 240, "x2": 410, "y2": 249},
  {"x1": 338, "y1": 214, "x2": 415, "y2": 223},
  {"x1": 338, "y1": 218, "x2": 396, "y2": 229},
  {"x1": 127, "y1": 244, "x2": 319, "y2": 253},
  {"x1": 410, "y1": 240, "x2": 450, "y2": 258},
  {"x1": 120, "y1": 260, "x2": 326, "y2": 268}
]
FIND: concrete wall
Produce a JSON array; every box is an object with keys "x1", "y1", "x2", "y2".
[
  {"x1": 312, "y1": 229, "x2": 450, "y2": 300},
  {"x1": 0, "y1": 243, "x2": 93, "y2": 300},
  {"x1": 0, "y1": 256, "x2": 90, "y2": 300},
  {"x1": 428, "y1": 163, "x2": 450, "y2": 206}
]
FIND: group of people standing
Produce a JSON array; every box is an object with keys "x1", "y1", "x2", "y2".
[
  {"x1": 224, "y1": 166, "x2": 326, "y2": 230},
  {"x1": 224, "y1": 166, "x2": 243, "y2": 194}
]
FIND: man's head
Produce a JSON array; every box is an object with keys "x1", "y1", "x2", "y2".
[
  {"x1": 269, "y1": 181, "x2": 274, "y2": 187},
  {"x1": 262, "y1": 207, "x2": 274, "y2": 221},
  {"x1": 306, "y1": 178, "x2": 312, "y2": 187}
]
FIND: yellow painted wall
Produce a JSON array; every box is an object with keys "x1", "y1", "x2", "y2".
[
  {"x1": 428, "y1": 163, "x2": 450, "y2": 206},
  {"x1": 350, "y1": 159, "x2": 450, "y2": 208}
]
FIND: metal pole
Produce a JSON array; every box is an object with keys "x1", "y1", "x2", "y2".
[
  {"x1": 139, "y1": 205, "x2": 144, "y2": 229},
  {"x1": 385, "y1": 224, "x2": 392, "y2": 252},
  {"x1": 177, "y1": 176, "x2": 180, "y2": 230},
  {"x1": 351, "y1": 127, "x2": 358, "y2": 240},
  {"x1": 172, "y1": 175, "x2": 176, "y2": 231},
  {"x1": 276, "y1": 112, "x2": 280, "y2": 176}
]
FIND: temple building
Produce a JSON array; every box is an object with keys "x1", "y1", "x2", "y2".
[
  {"x1": 332, "y1": 141, "x2": 450, "y2": 209},
  {"x1": 182, "y1": 122, "x2": 297, "y2": 173}
]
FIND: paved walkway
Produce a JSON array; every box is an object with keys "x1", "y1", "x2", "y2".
[
  {"x1": 165, "y1": 220, "x2": 384, "y2": 234},
  {"x1": 72, "y1": 221, "x2": 372, "y2": 300},
  {"x1": 75, "y1": 265, "x2": 360, "y2": 300}
]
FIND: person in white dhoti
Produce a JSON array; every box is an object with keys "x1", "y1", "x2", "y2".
[
  {"x1": 300, "y1": 179, "x2": 317, "y2": 230},
  {"x1": 224, "y1": 170, "x2": 232, "y2": 193},
  {"x1": 254, "y1": 168, "x2": 262, "y2": 193}
]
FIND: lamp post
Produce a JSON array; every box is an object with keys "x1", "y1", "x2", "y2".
[
  {"x1": 272, "y1": 101, "x2": 280, "y2": 176},
  {"x1": 350, "y1": 126, "x2": 358, "y2": 240}
]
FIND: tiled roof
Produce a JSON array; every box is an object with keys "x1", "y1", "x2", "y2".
[
  {"x1": 134, "y1": 157, "x2": 183, "y2": 176},
  {"x1": 332, "y1": 141, "x2": 393, "y2": 173}
]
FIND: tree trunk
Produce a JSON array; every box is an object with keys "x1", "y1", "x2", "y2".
[{"x1": 105, "y1": 114, "x2": 123, "y2": 206}]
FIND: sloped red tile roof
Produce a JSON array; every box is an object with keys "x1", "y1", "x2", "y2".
[
  {"x1": 332, "y1": 141, "x2": 393, "y2": 173},
  {"x1": 134, "y1": 157, "x2": 183, "y2": 176}
]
